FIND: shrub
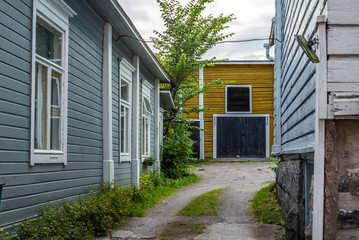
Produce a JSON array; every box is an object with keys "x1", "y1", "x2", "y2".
[
  {"x1": 0, "y1": 172, "x2": 199, "y2": 240},
  {"x1": 162, "y1": 114, "x2": 196, "y2": 179}
]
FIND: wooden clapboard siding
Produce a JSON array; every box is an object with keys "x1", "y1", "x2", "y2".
[
  {"x1": 201, "y1": 64, "x2": 274, "y2": 158},
  {"x1": 185, "y1": 96, "x2": 200, "y2": 119},
  {"x1": 0, "y1": 0, "x2": 106, "y2": 228},
  {"x1": 326, "y1": 0, "x2": 359, "y2": 93},
  {"x1": 112, "y1": 33, "x2": 133, "y2": 187},
  {"x1": 276, "y1": 0, "x2": 320, "y2": 154},
  {"x1": 327, "y1": 0, "x2": 359, "y2": 25},
  {"x1": 183, "y1": 71, "x2": 200, "y2": 120}
]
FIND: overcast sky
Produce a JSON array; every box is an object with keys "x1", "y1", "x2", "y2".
[{"x1": 117, "y1": 0, "x2": 275, "y2": 60}]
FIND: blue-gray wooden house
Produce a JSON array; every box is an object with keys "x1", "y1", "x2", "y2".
[
  {"x1": 270, "y1": 0, "x2": 359, "y2": 239},
  {"x1": 0, "y1": 0, "x2": 174, "y2": 229}
]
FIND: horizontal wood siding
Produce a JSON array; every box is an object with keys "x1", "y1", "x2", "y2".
[
  {"x1": 0, "y1": 0, "x2": 106, "y2": 228},
  {"x1": 183, "y1": 71, "x2": 200, "y2": 120},
  {"x1": 112, "y1": 37, "x2": 132, "y2": 187},
  {"x1": 278, "y1": 0, "x2": 320, "y2": 153},
  {"x1": 202, "y1": 64, "x2": 274, "y2": 158},
  {"x1": 0, "y1": 0, "x2": 32, "y2": 228},
  {"x1": 327, "y1": 0, "x2": 359, "y2": 95},
  {"x1": 327, "y1": 0, "x2": 359, "y2": 25}
]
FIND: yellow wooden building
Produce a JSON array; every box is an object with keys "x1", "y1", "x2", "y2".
[{"x1": 185, "y1": 61, "x2": 274, "y2": 159}]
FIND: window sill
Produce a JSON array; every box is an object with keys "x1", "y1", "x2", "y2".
[
  {"x1": 31, "y1": 151, "x2": 66, "y2": 165},
  {"x1": 120, "y1": 154, "x2": 131, "y2": 162}
]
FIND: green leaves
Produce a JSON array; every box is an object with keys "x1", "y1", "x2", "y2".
[
  {"x1": 152, "y1": 0, "x2": 235, "y2": 110},
  {"x1": 155, "y1": 0, "x2": 235, "y2": 178}
]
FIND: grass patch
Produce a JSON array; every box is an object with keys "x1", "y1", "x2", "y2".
[
  {"x1": 177, "y1": 188, "x2": 225, "y2": 216},
  {"x1": 128, "y1": 174, "x2": 200, "y2": 217},
  {"x1": 189, "y1": 158, "x2": 214, "y2": 166},
  {"x1": 160, "y1": 221, "x2": 205, "y2": 239},
  {"x1": 249, "y1": 181, "x2": 283, "y2": 225},
  {"x1": 0, "y1": 172, "x2": 200, "y2": 240}
]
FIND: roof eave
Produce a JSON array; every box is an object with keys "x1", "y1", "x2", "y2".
[{"x1": 87, "y1": 0, "x2": 171, "y2": 83}]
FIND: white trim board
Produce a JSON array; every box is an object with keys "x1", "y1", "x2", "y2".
[
  {"x1": 214, "y1": 61, "x2": 274, "y2": 65},
  {"x1": 212, "y1": 114, "x2": 270, "y2": 159}
]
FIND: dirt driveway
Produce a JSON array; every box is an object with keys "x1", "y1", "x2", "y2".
[{"x1": 100, "y1": 161, "x2": 277, "y2": 240}]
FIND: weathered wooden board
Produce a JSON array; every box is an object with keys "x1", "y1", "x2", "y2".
[
  {"x1": 328, "y1": 27, "x2": 359, "y2": 55},
  {"x1": 328, "y1": 0, "x2": 359, "y2": 25},
  {"x1": 328, "y1": 58, "x2": 359, "y2": 83}
]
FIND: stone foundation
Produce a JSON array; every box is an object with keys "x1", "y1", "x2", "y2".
[
  {"x1": 324, "y1": 120, "x2": 359, "y2": 239},
  {"x1": 276, "y1": 159, "x2": 305, "y2": 239}
]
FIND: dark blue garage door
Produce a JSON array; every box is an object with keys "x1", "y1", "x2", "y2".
[{"x1": 217, "y1": 117, "x2": 266, "y2": 158}]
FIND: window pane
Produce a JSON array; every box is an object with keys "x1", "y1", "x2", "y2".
[
  {"x1": 34, "y1": 63, "x2": 48, "y2": 149},
  {"x1": 143, "y1": 97, "x2": 152, "y2": 115},
  {"x1": 227, "y1": 87, "x2": 250, "y2": 112},
  {"x1": 142, "y1": 118, "x2": 145, "y2": 155},
  {"x1": 36, "y1": 18, "x2": 62, "y2": 65},
  {"x1": 51, "y1": 73, "x2": 61, "y2": 107},
  {"x1": 50, "y1": 71, "x2": 61, "y2": 150},
  {"x1": 142, "y1": 117, "x2": 149, "y2": 156},
  {"x1": 145, "y1": 119, "x2": 149, "y2": 154},
  {"x1": 121, "y1": 105, "x2": 129, "y2": 154},
  {"x1": 51, "y1": 118, "x2": 60, "y2": 150},
  {"x1": 121, "y1": 80, "x2": 129, "y2": 102}
]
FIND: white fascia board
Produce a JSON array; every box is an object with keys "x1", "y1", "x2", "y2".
[{"x1": 214, "y1": 61, "x2": 274, "y2": 65}]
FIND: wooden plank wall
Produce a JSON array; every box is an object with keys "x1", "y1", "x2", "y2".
[
  {"x1": 183, "y1": 70, "x2": 200, "y2": 120},
  {"x1": 278, "y1": 0, "x2": 320, "y2": 153},
  {"x1": 202, "y1": 64, "x2": 274, "y2": 158},
  {"x1": 327, "y1": 0, "x2": 359, "y2": 92},
  {"x1": 0, "y1": 0, "x2": 106, "y2": 228},
  {"x1": 112, "y1": 36, "x2": 133, "y2": 187}
]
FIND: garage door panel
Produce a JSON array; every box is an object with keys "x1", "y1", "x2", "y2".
[{"x1": 217, "y1": 117, "x2": 266, "y2": 158}]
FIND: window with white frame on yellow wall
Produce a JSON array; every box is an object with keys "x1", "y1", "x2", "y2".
[
  {"x1": 31, "y1": 0, "x2": 75, "y2": 165},
  {"x1": 142, "y1": 81, "x2": 153, "y2": 158}
]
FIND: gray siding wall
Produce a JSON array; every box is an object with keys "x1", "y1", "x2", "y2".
[
  {"x1": 277, "y1": 0, "x2": 320, "y2": 153},
  {"x1": 0, "y1": 0, "x2": 162, "y2": 229},
  {"x1": 0, "y1": 0, "x2": 105, "y2": 228},
  {"x1": 112, "y1": 36, "x2": 132, "y2": 187},
  {"x1": 0, "y1": 0, "x2": 33, "y2": 228}
]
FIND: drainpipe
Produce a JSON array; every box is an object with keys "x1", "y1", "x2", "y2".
[{"x1": 264, "y1": 43, "x2": 274, "y2": 61}]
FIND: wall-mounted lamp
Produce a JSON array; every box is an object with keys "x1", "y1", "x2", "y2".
[{"x1": 295, "y1": 35, "x2": 319, "y2": 63}]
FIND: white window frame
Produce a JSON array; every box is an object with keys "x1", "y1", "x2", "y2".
[
  {"x1": 119, "y1": 59, "x2": 135, "y2": 162},
  {"x1": 225, "y1": 85, "x2": 252, "y2": 113},
  {"x1": 30, "y1": 0, "x2": 75, "y2": 165},
  {"x1": 142, "y1": 80, "x2": 154, "y2": 158}
]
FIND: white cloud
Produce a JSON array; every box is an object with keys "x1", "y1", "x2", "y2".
[{"x1": 117, "y1": 0, "x2": 275, "y2": 60}]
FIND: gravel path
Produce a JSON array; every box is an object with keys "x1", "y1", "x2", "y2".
[{"x1": 99, "y1": 161, "x2": 277, "y2": 240}]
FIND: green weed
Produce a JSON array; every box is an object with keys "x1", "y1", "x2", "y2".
[{"x1": 177, "y1": 188, "x2": 225, "y2": 216}]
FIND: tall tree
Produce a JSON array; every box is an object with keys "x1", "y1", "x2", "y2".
[
  {"x1": 152, "y1": 0, "x2": 235, "y2": 178},
  {"x1": 152, "y1": 0, "x2": 235, "y2": 117}
]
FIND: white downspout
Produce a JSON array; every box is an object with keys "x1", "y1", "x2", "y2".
[
  {"x1": 102, "y1": 23, "x2": 114, "y2": 183},
  {"x1": 264, "y1": 43, "x2": 274, "y2": 61}
]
